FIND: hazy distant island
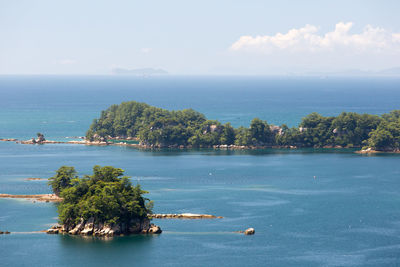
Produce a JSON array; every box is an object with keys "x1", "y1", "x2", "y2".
[
  {"x1": 85, "y1": 101, "x2": 400, "y2": 152},
  {"x1": 46, "y1": 165, "x2": 161, "y2": 236}
]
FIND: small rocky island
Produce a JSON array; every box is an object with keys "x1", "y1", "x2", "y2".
[{"x1": 46, "y1": 165, "x2": 161, "y2": 236}]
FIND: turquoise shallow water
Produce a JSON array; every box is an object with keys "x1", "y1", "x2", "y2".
[{"x1": 0, "y1": 76, "x2": 400, "y2": 266}]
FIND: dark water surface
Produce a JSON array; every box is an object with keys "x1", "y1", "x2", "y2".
[{"x1": 0, "y1": 76, "x2": 400, "y2": 266}]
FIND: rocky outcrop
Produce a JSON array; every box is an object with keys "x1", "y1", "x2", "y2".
[
  {"x1": 19, "y1": 139, "x2": 64, "y2": 145},
  {"x1": 0, "y1": 193, "x2": 62, "y2": 202},
  {"x1": 151, "y1": 213, "x2": 223, "y2": 219},
  {"x1": 47, "y1": 217, "x2": 162, "y2": 237},
  {"x1": 68, "y1": 218, "x2": 86, "y2": 235},
  {"x1": 36, "y1": 133, "x2": 45, "y2": 143},
  {"x1": 25, "y1": 178, "x2": 47, "y2": 181},
  {"x1": 19, "y1": 133, "x2": 46, "y2": 144},
  {"x1": 2, "y1": 135, "x2": 305, "y2": 150},
  {"x1": 46, "y1": 227, "x2": 59, "y2": 234},
  {"x1": 244, "y1": 228, "x2": 255, "y2": 235},
  {"x1": 80, "y1": 217, "x2": 95, "y2": 235},
  {"x1": 357, "y1": 147, "x2": 400, "y2": 154},
  {"x1": 148, "y1": 225, "x2": 162, "y2": 234},
  {"x1": 236, "y1": 227, "x2": 255, "y2": 235},
  {"x1": 92, "y1": 134, "x2": 108, "y2": 143},
  {"x1": 0, "y1": 138, "x2": 18, "y2": 142}
]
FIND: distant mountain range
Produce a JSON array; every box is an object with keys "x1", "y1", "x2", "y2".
[
  {"x1": 112, "y1": 68, "x2": 168, "y2": 76},
  {"x1": 303, "y1": 67, "x2": 400, "y2": 77},
  {"x1": 110, "y1": 67, "x2": 400, "y2": 77}
]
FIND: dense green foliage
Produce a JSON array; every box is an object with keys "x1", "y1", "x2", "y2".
[
  {"x1": 367, "y1": 111, "x2": 400, "y2": 150},
  {"x1": 51, "y1": 165, "x2": 152, "y2": 226},
  {"x1": 86, "y1": 101, "x2": 400, "y2": 151},
  {"x1": 48, "y1": 166, "x2": 77, "y2": 196}
]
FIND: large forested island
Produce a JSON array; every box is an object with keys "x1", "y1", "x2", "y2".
[
  {"x1": 47, "y1": 165, "x2": 161, "y2": 236},
  {"x1": 86, "y1": 101, "x2": 400, "y2": 152}
]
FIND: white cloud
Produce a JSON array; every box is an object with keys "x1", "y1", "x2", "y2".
[
  {"x1": 230, "y1": 22, "x2": 400, "y2": 54},
  {"x1": 141, "y1": 48, "x2": 152, "y2": 54},
  {"x1": 59, "y1": 59, "x2": 77, "y2": 65}
]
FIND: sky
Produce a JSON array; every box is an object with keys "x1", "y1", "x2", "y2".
[{"x1": 1, "y1": 0, "x2": 400, "y2": 75}]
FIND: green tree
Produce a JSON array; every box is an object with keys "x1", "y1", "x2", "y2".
[
  {"x1": 235, "y1": 126, "x2": 251, "y2": 146},
  {"x1": 299, "y1": 113, "x2": 335, "y2": 147},
  {"x1": 48, "y1": 166, "x2": 77, "y2": 196},
  {"x1": 368, "y1": 120, "x2": 400, "y2": 150},
  {"x1": 220, "y1": 123, "x2": 235, "y2": 145},
  {"x1": 249, "y1": 118, "x2": 273, "y2": 145}
]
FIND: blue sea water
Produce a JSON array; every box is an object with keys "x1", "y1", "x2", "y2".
[{"x1": 0, "y1": 76, "x2": 400, "y2": 266}]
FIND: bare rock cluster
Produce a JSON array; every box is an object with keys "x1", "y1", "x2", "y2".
[
  {"x1": 47, "y1": 217, "x2": 161, "y2": 236},
  {"x1": 151, "y1": 213, "x2": 223, "y2": 219}
]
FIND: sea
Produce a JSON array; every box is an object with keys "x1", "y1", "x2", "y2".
[{"x1": 0, "y1": 75, "x2": 400, "y2": 266}]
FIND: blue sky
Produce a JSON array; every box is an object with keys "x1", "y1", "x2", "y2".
[{"x1": 1, "y1": 0, "x2": 400, "y2": 75}]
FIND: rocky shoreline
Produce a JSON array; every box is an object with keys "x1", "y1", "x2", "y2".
[
  {"x1": 0, "y1": 137, "x2": 365, "y2": 151},
  {"x1": 1, "y1": 134, "x2": 386, "y2": 152},
  {"x1": 46, "y1": 217, "x2": 162, "y2": 236},
  {"x1": 356, "y1": 148, "x2": 400, "y2": 154}
]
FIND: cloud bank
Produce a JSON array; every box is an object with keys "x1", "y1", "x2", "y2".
[{"x1": 231, "y1": 22, "x2": 400, "y2": 54}]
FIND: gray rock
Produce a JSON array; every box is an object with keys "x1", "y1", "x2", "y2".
[
  {"x1": 69, "y1": 218, "x2": 85, "y2": 235},
  {"x1": 81, "y1": 217, "x2": 94, "y2": 235},
  {"x1": 47, "y1": 228, "x2": 59, "y2": 234},
  {"x1": 148, "y1": 224, "x2": 162, "y2": 234}
]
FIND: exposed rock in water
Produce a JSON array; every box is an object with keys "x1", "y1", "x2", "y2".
[
  {"x1": 25, "y1": 178, "x2": 47, "y2": 181},
  {"x1": 357, "y1": 147, "x2": 400, "y2": 154},
  {"x1": 0, "y1": 193, "x2": 62, "y2": 202},
  {"x1": 80, "y1": 217, "x2": 95, "y2": 235},
  {"x1": 47, "y1": 228, "x2": 59, "y2": 234},
  {"x1": 47, "y1": 217, "x2": 162, "y2": 237},
  {"x1": 0, "y1": 231, "x2": 11, "y2": 234},
  {"x1": 151, "y1": 213, "x2": 223, "y2": 219},
  {"x1": 0, "y1": 138, "x2": 18, "y2": 142},
  {"x1": 92, "y1": 134, "x2": 108, "y2": 143},
  {"x1": 148, "y1": 225, "x2": 162, "y2": 234},
  {"x1": 68, "y1": 218, "x2": 85, "y2": 235},
  {"x1": 36, "y1": 133, "x2": 46, "y2": 143},
  {"x1": 244, "y1": 228, "x2": 255, "y2": 235}
]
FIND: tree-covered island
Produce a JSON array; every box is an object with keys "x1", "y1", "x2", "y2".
[
  {"x1": 86, "y1": 101, "x2": 400, "y2": 152},
  {"x1": 47, "y1": 165, "x2": 161, "y2": 236}
]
